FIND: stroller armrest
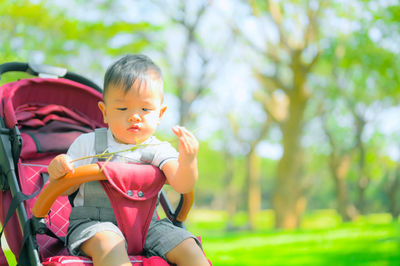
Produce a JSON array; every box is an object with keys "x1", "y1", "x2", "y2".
[
  {"x1": 175, "y1": 191, "x2": 194, "y2": 223},
  {"x1": 32, "y1": 164, "x2": 106, "y2": 218},
  {"x1": 32, "y1": 164, "x2": 194, "y2": 223}
]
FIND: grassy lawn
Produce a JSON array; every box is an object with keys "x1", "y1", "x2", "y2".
[
  {"x1": 3, "y1": 210, "x2": 400, "y2": 265},
  {"x1": 186, "y1": 210, "x2": 400, "y2": 266}
]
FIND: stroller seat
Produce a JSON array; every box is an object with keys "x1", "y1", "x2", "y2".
[{"x1": 0, "y1": 62, "x2": 199, "y2": 266}]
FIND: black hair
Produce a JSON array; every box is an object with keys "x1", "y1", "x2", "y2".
[{"x1": 103, "y1": 54, "x2": 163, "y2": 99}]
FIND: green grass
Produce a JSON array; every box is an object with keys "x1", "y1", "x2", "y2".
[
  {"x1": 185, "y1": 210, "x2": 400, "y2": 266},
  {"x1": 4, "y1": 210, "x2": 400, "y2": 265}
]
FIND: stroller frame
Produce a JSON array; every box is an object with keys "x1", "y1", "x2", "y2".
[{"x1": 0, "y1": 62, "x2": 194, "y2": 265}]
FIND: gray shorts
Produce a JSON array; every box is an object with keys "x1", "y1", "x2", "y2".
[{"x1": 66, "y1": 208, "x2": 201, "y2": 260}]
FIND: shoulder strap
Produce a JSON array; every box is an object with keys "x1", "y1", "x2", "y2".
[
  {"x1": 94, "y1": 128, "x2": 108, "y2": 162},
  {"x1": 68, "y1": 128, "x2": 108, "y2": 207},
  {"x1": 140, "y1": 150, "x2": 156, "y2": 164},
  {"x1": 0, "y1": 174, "x2": 47, "y2": 244}
]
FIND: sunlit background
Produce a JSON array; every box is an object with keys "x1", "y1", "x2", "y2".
[{"x1": 1, "y1": 0, "x2": 400, "y2": 265}]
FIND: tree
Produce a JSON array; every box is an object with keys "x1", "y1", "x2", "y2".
[
  {"x1": 234, "y1": 0, "x2": 322, "y2": 228},
  {"x1": 148, "y1": 0, "x2": 242, "y2": 222},
  {"x1": 385, "y1": 167, "x2": 400, "y2": 219},
  {"x1": 320, "y1": 104, "x2": 358, "y2": 221},
  {"x1": 314, "y1": 0, "x2": 400, "y2": 216},
  {"x1": 148, "y1": 0, "x2": 219, "y2": 127}
]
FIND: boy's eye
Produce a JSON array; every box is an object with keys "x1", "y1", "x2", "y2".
[
  {"x1": 142, "y1": 108, "x2": 152, "y2": 112},
  {"x1": 117, "y1": 108, "x2": 127, "y2": 111}
]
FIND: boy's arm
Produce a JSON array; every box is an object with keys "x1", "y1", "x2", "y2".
[
  {"x1": 161, "y1": 126, "x2": 199, "y2": 194},
  {"x1": 48, "y1": 154, "x2": 79, "y2": 196}
]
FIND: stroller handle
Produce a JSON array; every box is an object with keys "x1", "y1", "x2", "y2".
[
  {"x1": 32, "y1": 164, "x2": 106, "y2": 218},
  {"x1": 32, "y1": 164, "x2": 194, "y2": 223},
  {"x1": 0, "y1": 62, "x2": 102, "y2": 92}
]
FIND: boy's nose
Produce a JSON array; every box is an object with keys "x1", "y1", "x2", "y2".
[{"x1": 129, "y1": 113, "x2": 141, "y2": 122}]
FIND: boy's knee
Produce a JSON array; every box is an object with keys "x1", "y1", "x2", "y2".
[
  {"x1": 179, "y1": 238, "x2": 202, "y2": 255},
  {"x1": 81, "y1": 231, "x2": 130, "y2": 266},
  {"x1": 166, "y1": 238, "x2": 208, "y2": 266},
  {"x1": 81, "y1": 231, "x2": 126, "y2": 256}
]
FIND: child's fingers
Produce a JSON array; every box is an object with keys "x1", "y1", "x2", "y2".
[
  {"x1": 57, "y1": 154, "x2": 74, "y2": 173},
  {"x1": 172, "y1": 126, "x2": 196, "y2": 140},
  {"x1": 63, "y1": 155, "x2": 74, "y2": 173},
  {"x1": 49, "y1": 154, "x2": 74, "y2": 179},
  {"x1": 179, "y1": 127, "x2": 198, "y2": 144},
  {"x1": 173, "y1": 126, "x2": 191, "y2": 146},
  {"x1": 172, "y1": 126, "x2": 199, "y2": 154},
  {"x1": 180, "y1": 127, "x2": 197, "y2": 142},
  {"x1": 172, "y1": 125, "x2": 183, "y2": 137}
]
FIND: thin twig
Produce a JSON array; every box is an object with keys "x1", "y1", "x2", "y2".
[
  {"x1": 70, "y1": 143, "x2": 156, "y2": 163},
  {"x1": 70, "y1": 126, "x2": 203, "y2": 163}
]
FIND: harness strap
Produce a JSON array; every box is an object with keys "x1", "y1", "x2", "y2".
[
  {"x1": 140, "y1": 150, "x2": 155, "y2": 164},
  {"x1": 82, "y1": 128, "x2": 112, "y2": 209},
  {"x1": 0, "y1": 179, "x2": 44, "y2": 244},
  {"x1": 0, "y1": 174, "x2": 64, "y2": 264},
  {"x1": 17, "y1": 219, "x2": 35, "y2": 266},
  {"x1": 68, "y1": 128, "x2": 108, "y2": 207},
  {"x1": 94, "y1": 128, "x2": 108, "y2": 161},
  {"x1": 17, "y1": 217, "x2": 64, "y2": 265},
  {"x1": 69, "y1": 206, "x2": 116, "y2": 222},
  {"x1": 73, "y1": 128, "x2": 157, "y2": 217}
]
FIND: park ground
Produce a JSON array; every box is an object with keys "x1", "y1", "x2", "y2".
[
  {"x1": 3, "y1": 209, "x2": 400, "y2": 265},
  {"x1": 187, "y1": 209, "x2": 400, "y2": 265}
]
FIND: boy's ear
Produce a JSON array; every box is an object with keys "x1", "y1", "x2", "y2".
[
  {"x1": 158, "y1": 105, "x2": 167, "y2": 124},
  {"x1": 159, "y1": 105, "x2": 167, "y2": 119},
  {"x1": 98, "y1": 101, "x2": 108, "y2": 124}
]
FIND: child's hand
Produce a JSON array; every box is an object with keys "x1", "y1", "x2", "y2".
[
  {"x1": 48, "y1": 154, "x2": 74, "y2": 181},
  {"x1": 163, "y1": 126, "x2": 199, "y2": 193},
  {"x1": 172, "y1": 126, "x2": 199, "y2": 162}
]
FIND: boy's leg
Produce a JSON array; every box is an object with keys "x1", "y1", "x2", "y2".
[
  {"x1": 144, "y1": 216, "x2": 209, "y2": 266},
  {"x1": 81, "y1": 230, "x2": 131, "y2": 266},
  {"x1": 165, "y1": 238, "x2": 209, "y2": 266}
]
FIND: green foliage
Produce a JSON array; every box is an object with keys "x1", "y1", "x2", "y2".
[
  {"x1": 318, "y1": 1, "x2": 400, "y2": 101},
  {"x1": 195, "y1": 141, "x2": 241, "y2": 207},
  {"x1": 373, "y1": 3, "x2": 400, "y2": 23},
  {"x1": 197, "y1": 142, "x2": 225, "y2": 191},
  {"x1": 0, "y1": 0, "x2": 160, "y2": 72},
  {"x1": 0, "y1": 73, "x2": 31, "y2": 86}
]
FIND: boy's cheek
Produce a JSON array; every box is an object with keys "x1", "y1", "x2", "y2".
[{"x1": 146, "y1": 112, "x2": 160, "y2": 125}]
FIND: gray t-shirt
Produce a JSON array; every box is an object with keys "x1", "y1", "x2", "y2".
[{"x1": 67, "y1": 129, "x2": 178, "y2": 206}]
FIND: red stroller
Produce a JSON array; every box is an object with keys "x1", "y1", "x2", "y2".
[{"x1": 0, "y1": 62, "x2": 197, "y2": 265}]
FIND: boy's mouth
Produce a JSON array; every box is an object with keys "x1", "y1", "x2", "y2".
[{"x1": 128, "y1": 124, "x2": 141, "y2": 132}]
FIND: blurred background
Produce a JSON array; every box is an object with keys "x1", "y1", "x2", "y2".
[{"x1": 1, "y1": 0, "x2": 400, "y2": 265}]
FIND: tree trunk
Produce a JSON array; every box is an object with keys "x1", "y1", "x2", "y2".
[
  {"x1": 357, "y1": 174, "x2": 369, "y2": 214},
  {"x1": 222, "y1": 151, "x2": 238, "y2": 230},
  {"x1": 244, "y1": 149, "x2": 261, "y2": 230},
  {"x1": 329, "y1": 155, "x2": 358, "y2": 221},
  {"x1": 387, "y1": 168, "x2": 400, "y2": 220},
  {"x1": 273, "y1": 82, "x2": 308, "y2": 229},
  {"x1": 354, "y1": 114, "x2": 369, "y2": 214}
]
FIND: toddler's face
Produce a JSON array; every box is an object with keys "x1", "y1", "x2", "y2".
[{"x1": 98, "y1": 84, "x2": 166, "y2": 144}]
